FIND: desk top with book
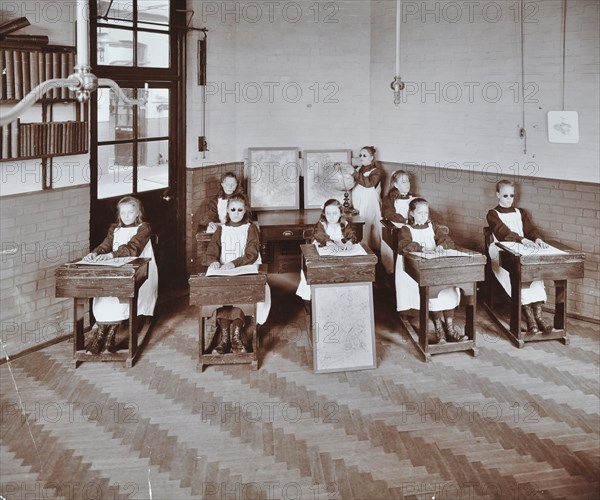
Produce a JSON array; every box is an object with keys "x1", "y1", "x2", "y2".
[
  {"x1": 55, "y1": 258, "x2": 150, "y2": 367},
  {"x1": 301, "y1": 242, "x2": 377, "y2": 285},
  {"x1": 486, "y1": 240, "x2": 585, "y2": 347},
  {"x1": 188, "y1": 265, "x2": 268, "y2": 371},
  {"x1": 400, "y1": 248, "x2": 486, "y2": 361}
]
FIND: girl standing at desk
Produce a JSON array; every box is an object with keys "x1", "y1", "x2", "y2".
[
  {"x1": 351, "y1": 146, "x2": 383, "y2": 251},
  {"x1": 381, "y1": 169, "x2": 416, "y2": 273},
  {"x1": 486, "y1": 179, "x2": 553, "y2": 334},
  {"x1": 206, "y1": 194, "x2": 271, "y2": 341},
  {"x1": 83, "y1": 196, "x2": 158, "y2": 354},
  {"x1": 396, "y1": 198, "x2": 466, "y2": 344}
]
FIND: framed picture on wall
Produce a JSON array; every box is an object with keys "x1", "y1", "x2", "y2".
[
  {"x1": 246, "y1": 147, "x2": 301, "y2": 210},
  {"x1": 303, "y1": 149, "x2": 353, "y2": 209}
]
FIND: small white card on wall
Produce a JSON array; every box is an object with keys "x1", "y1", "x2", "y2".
[{"x1": 547, "y1": 111, "x2": 579, "y2": 143}]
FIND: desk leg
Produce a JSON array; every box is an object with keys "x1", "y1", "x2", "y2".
[
  {"x1": 419, "y1": 286, "x2": 431, "y2": 361},
  {"x1": 73, "y1": 298, "x2": 85, "y2": 367},
  {"x1": 252, "y1": 305, "x2": 259, "y2": 370},
  {"x1": 510, "y1": 273, "x2": 525, "y2": 348},
  {"x1": 554, "y1": 279, "x2": 569, "y2": 345},
  {"x1": 464, "y1": 292, "x2": 480, "y2": 357},
  {"x1": 199, "y1": 313, "x2": 206, "y2": 372},
  {"x1": 126, "y1": 295, "x2": 138, "y2": 368}
]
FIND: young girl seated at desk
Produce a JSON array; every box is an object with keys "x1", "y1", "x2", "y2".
[
  {"x1": 486, "y1": 179, "x2": 553, "y2": 334},
  {"x1": 198, "y1": 171, "x2": 244, "y2": 232},
  {"x1": 206, "y1": 194, "x2": 271, "y2": 353},
  {"x1": 296, "y1": 198, "x2": 359, "y2": 301},
  {"x1": 83, "y1": 196, "x2": 158, "y2": 354},
  {"x1": 381, "y1": 169, "x2": 416, "y2": 273},
  {"x1": 396, "y1": 198, "x2": 466, "y2": 344}
]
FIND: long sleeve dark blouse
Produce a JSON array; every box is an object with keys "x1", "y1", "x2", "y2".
[
  {"x1": 312, "y1": 221, "x2": 358, "y2": 246},
  {"x1": 486, "y1": 206, "x2": 543, "y2": 242},
  {"x1": 382, "y1": 188, "x2": 412, "y2": 223},
  {"x1": 92, "y1": 222, "x2": 152, "y2": 257},
  {"x1": 397, "y1": 222, "x2": 456, "y2": 253},
  {"x1": 352, "y1": 161, "x2": 383, "y2": 189},
  {"x1": 205, "y1": 222, "x2": 261, "y2": 267},
  {"x1": 197, "y1": 196, "x2": 222, "y2": 227}
]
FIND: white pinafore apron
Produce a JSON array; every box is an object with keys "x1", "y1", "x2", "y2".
[
  {"x1": 352, "y1": 169, "x2": 382, "y2": 251},
  {"x1": 381, "y1": 196, "x2": 413, "y2": 273},
  {"x1": 92, "y1": 225, "x2": 158, "y2": 322},
  {"x1": 217, "y1": 197, "x2": 228, "y2": 224},
  {"x1": 395, "y1": 223, "x2": 461, "y2": 312},
  {"x1": 489, "y1": 209, "x2": 546, "y2": 305},
  {"x1": 295, "y1": 222, "x2": 344, "y2": 301},
  {"x1": 221, "y1": 224, "x2": 271, "y2": 325}
]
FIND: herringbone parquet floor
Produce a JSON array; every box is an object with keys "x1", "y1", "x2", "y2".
[{"x1": 1, "y1": 276, "x2": 599, "y2": 500}]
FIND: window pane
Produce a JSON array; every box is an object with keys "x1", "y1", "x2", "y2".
[
  {"x1": 97, "y1": 27, "x2": 133, "y2": 66},
  {"x1": 98, "y1": 143, "x2": 134, "y2": 199},
  {"x1": 139, "y1": 88, "x2": 169, "y2": 139},
  {"x1": 97, "y1": 87, "x2": 136, "y2": 142},
  {"x1": 138, "y1": 1, "x2": 170, "y2": 31},
  {"x1": 138, "y1": 31, "x2": 169, "y2": 68},
  {"x1": 96, "y1": 1, "x2": 134, "y2": 27},
  {"x1": 138, "y1": 140, "x2": 168, "y2": 192}
]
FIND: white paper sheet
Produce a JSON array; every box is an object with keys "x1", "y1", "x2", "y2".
[
  {"x1": 205, "y1": 264, "x2": 259, "y2": 277},
  {"x1": 410, "y1": 249, "x2": 474, "y2": 259},
  {"x1": 499, "y1": 241, "x2": 566, "y2": 256},
  {"x1": 76, "y1": 256, "x2": 138, "y2": 267}
]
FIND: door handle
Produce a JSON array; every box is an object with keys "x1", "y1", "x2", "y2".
[{"x1": 161, "y1": 188, "x2": 174, "y2": 202}]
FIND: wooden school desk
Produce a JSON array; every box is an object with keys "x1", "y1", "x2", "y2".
[
  {"x1": 189, "y1": 266, "x2": 267, "y2": 371},
  {"x1": 381, "y1": 218, "x2": 402, "y2": 267},
  {"x1": 399, "y1": 250, "x2": 486, "y2": 362},
  {"x1": 196, "y1": 210, "x2": 365, "y2": 273},
  {"x1": 483, "y1": 238, "x2": 585, "y2": 348},
  {"x1": 301, "y1": 243, "x2": 378, "y2": 373},
  {"x1": 55, "y1": 258, "x2": 150, "y2": 367}
]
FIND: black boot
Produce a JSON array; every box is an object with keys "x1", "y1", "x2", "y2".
[
  {"x1": 444, "y1": 311, "x2": 467, "y2": 342},
  {"x1": 213, "y1": 321, "x2": 231, "y2": 355},
  {"x1": 231, "y1": 323, "x2": 247, "y2": 354},
  {"x1": 103, "y1": 323, "x2": 119, "y2": 353},
  {"x1": 87, "y1": 323, "x2": 108, "y2": 354},
  {"x1": 430, "y1": 312, "x2": 446, "y2": 345},
  {"x1": 532, "y1": 302, "x2": 553, "y2": 334},
  {"x1": 522, "y1": 304, "x2": 539, "y2": 334}
]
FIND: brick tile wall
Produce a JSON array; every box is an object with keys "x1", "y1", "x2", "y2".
[{"x1": 0, "y1": 186, "x2": 90, "y2": 357}]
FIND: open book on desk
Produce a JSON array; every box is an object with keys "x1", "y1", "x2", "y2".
[
  {"x1": 498, "y1": 241, "x2": 566, "y2": 256},
  {"x1": 75, "y1": 256, "x2": 138, "y2": 267},
  {"x1": 410, "y1": 249, "x2": 474, "y2": 259},
  {"x1": 205, "y1": 264, "x2": 259, "y2": 277}
]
